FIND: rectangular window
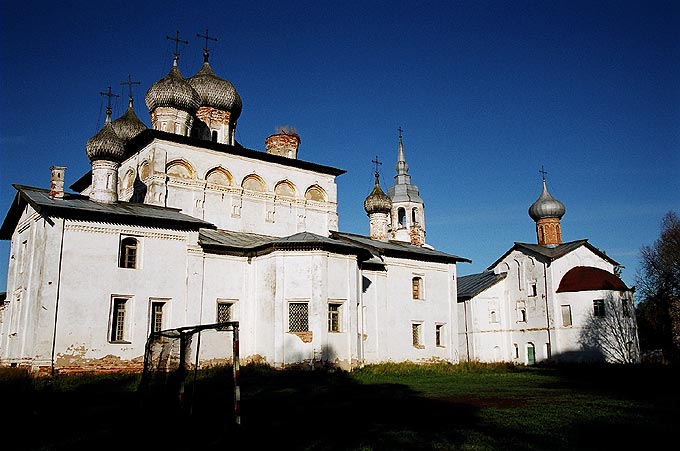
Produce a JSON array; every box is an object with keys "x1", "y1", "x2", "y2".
[
  {"x1": 150, "y1": 301, "x2": 165, "y2": 334},
  {"x1": 412, "y1": 277, "x2": 423, "y2": 300},
  {"x1": 412, "y1": 323, "x2": 423, "y2": 348},
  {"x1": 217, "y1": 301, "x2": 234, "y2": 331},
  {"x1": 593, "y1": 299, "x2": 605, "y2": 317},
  {"x1": 435, "y1": 324, "x2": 444, "y2": 347},
  {"x1": 119, "y1": 237, "x2": 139, "y2": 269},
  {"x1": 561, "y1": 305, "x2": 572, "y2": 326},
  {"x1": 110, "y1": 297, "x2": 130, "y2": 342},
  {"x1": 517, "y1": 301, "x2": 527, "y2": 322},
  {"x1": 328, "y1": 303, "x2": 342, "y2": 332},
  {"x1": 289, "y1": 302, "x2": 309, "y2": 332},
  {"x1": 622, "y1": 297, "x2": 630, "y2": 317},
  {"x1": 529, "y1": 283, "x2": 537, "y2": 297}
]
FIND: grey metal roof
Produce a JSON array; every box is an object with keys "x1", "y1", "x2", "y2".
[
  {"x1": 198, "y1": 229, "x2": 371, "y2": 258},
  {"x1": 0, "y1": 185, "x2": 214, "y2": 239},
  {"x1": 486, "y1": 240, "x2": 621, "y2": 269},
  {"x1": 457, "y1": 271, "x2": 507, "y2": 301},
  {"x1": 331, "y1": 231, "x2": 471, "y2": 264}
]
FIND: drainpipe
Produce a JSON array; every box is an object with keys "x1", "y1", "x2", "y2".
[{"x1": 51, "y1": 218, "x2": 66, "y2": 376}]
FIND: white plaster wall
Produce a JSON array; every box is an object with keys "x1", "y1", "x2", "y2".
[
  {"x1": 114, "y1": 139, "x2": 340, "y2": 237},
  {"x1": 53, "y1": 223, "x2": 194, "y2": 364},
  {"x1": 371, "y1": 258, "x2": 457, "y2": 363}
]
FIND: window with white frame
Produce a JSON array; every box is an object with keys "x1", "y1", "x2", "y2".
[
  {"x1": 412, "y1": 322, "x2": 423, "y2": 348},
  {"x1": 217, "y1": 300, "x2": 236, "y2": 331},
  {"x1": 328, "y1": 302, "x2": 342, "y2": 333},
  {"x1": 289, "y1": 302, "x2": 309, "y2": 332},
  {"x1": 517, "y1": 301, "x2": 527, "y2": 322},
  {"x1": 149, "y1": 300, "x2": 167, "y2": 334},
  {"x1": 110, "y1": 297, "x2": 131, "y2": 343},
  {"x1": 593, "y1": 299, "x2": 605, "y2": 318},
  {"x1": 412, "y1": 276, "x2": 423, "y2": 300},
  {"x1": 119, "y1": 236, "x2": 139, "y2": 269},
  {"x1": 529, "y1": 282, "x2": 537, "y2": 297},
  {"x1": 490, "y1": 310, "x2": 498, "y2": 323},
  {"x1": 561, "y1": 305, "x2": 572, "y2": 326},
  {"x1": 435, "y1": 324, "x2": 445, "y2": 347}
]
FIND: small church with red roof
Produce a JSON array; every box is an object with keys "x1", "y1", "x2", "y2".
[{"x1": 457, "y1": 176, "x2": 639, "y2": 364}]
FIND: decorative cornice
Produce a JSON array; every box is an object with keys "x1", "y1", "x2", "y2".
[{"x1": 64, "y1": 222, "x2": 187, "y2": 241}]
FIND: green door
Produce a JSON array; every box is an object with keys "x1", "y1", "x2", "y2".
[{"x1": 527, "y1": 344, "x2": 535, "y2": 365}]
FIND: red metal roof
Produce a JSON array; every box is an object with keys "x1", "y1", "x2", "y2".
[{"x1": 557, "y1": 266, "x2": 629, "y2": 292}]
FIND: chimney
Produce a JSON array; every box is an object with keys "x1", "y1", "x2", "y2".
[
  {"x1": 50, "y1": 166, "x2": 66, "y2": 199},
  {"x1": 265, "y1": 128, "x2": 300, "y2": 159}
]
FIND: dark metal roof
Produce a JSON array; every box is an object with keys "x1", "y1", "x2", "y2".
[
  {"x1": 457, "y1": 271, "x2": 507, "y2": 301},
  {"x1": 557, "y1": 266, "x2": 630, "y2": 292},
  {"x1": 198, "y1": 229, "x2": 371, "y2": 259},
  {"x1": 0, "y1": 185, "x2": 214, "y2": 239},
  {"x1": 70, "y1": 129, "x2": 346, "y2": 192},
  {"x1": 487, "y1": 240, "x2": 621, "y2": 270},
  {"x1": 331, "y1": 231, "x2": 471, "y2": 264}
]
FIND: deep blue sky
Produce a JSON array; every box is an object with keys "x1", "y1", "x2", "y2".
[{"x1": 1, "y1": 1, "x2": 678, "y2": 292}]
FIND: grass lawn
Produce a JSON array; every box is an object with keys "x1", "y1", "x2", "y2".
[{"x1": 2, "y1": 362, "x2": 677, "y2": 450}]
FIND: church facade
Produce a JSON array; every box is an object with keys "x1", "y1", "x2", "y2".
[
  {"x1": 457, "y1": 179, "x2": 640, "y2": 364},
  {"x1": 0, "y1": 43, "x2": 638, "y2": 374},
  {"x1": 0, "y1": 47, "x2": 469, "y2": 374}
]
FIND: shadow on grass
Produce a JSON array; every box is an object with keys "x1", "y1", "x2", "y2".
[{"x1": 3, "y1": 363, "x2": 678, "y2": 450}]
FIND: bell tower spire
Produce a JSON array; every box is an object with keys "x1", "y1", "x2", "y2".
[{"x1": 387, "y1": 128, "x2": 426, "y2": 245}]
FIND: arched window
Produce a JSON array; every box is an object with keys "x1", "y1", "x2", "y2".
[
  {"x1": 304, "y1": 185, "x2": 327, "y2": 202},
  {"x1": 275, "y1": 180, "x2": 296, "y2": 198},
  {"x1": 119, "y1": 237, "x2": 138, "y2": 269},
  {"x1": 490, "y1": 310, "x2": 498, "y2": 323},
  {"x1": 411, "y1": 207, "x2": 418, "y2": 224},
  {"x1": 206, "y1": 167, "x2": 233, "y2": 186},
  {"x1": 211, "y1": 130, "x2": 218, "y2": 142},
  {"x1": 166, "y1": 159, "x2": 195, "y2": 179},
  {"x1": 398, "y1": 208, "x2": 406, "y2": 228},
  {"x1": 242, "y1": 174, "x2": 266, "y2": 192}
]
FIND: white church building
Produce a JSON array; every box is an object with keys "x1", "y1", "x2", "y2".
[
  {"x1": 0, "y1": 45, "x2": 469, "y2": 374},
  {"x1": 457, "y1": 177, "x2": 640, "y2": 365},
  {"x1": 0, "y1": 43, "x2": 638, "y2": 374}
]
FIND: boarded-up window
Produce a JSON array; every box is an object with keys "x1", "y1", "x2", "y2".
[
  {"x1": 242, "y1": 175, "x2": 265, "y2": 192},
  {"x1": 206, "y1": 168, "x2": 232, "y2": 186},
  {"x1": 275, "y1": 180, "x2": 296, "y2": 198},
  {"x1": 304, "y1": 185, "x2": 326, "y2": 202}
]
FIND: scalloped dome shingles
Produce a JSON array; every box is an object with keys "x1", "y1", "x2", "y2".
[
  {"x1": 364, "y1": 178, "x2": 392, "y2": 214},
  {"x1": 145, "y1": 64, "x2": 200, "y2": 113},
  {"x1": 112, "y1": 102, "x2": 148, "y2": 143},
  {"x1": 188, "y1": 61, "x2": 242, "y2": 119},
  {"x1": 529, "y1": 180, "x2": 566, "y2": 220},
  {"x1": 86, "y1": 121, "x2": 126, "y2": 163}
]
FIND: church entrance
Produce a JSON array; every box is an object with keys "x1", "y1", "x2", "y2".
[{"x1": 527, "y1": 343, "x2": 536, "y2": 365}]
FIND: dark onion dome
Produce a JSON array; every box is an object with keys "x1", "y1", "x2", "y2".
[
  {"x1": 529, "y1": 179, "x2": 566, "y2": 220},
  {"x1": 112, "y1": 98, "x2": 148, "y2": 143},
  {"x1": 86, "y1": 109, "x2": 125, "y2": 163},
  {"x1": 145, "y1": 56, "x2": 200, "y2": 114},
  {"x1": 364, "y1": 174, "x2": 392, "y2": 214},
  {"x1": 188, "y1": 51, "x2": 242, "y2": 119}
]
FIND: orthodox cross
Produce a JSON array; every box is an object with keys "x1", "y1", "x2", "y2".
[
  {"x1": 371, "y1": 155, "x2": 382, "y2": 178},
  {"x1": 99, "y1": 85, "x2": 119, "y2": 116},
  {"x1": 120, "y1": 74, "x2": 140, "y2": 100},
  {"x1": 398, "y1": 126, "x2": 403, "y2": 139},
  {"x1": 197, "y1": 27, "x2": 218, "y2": 53},
  {"x1": 166, "y1": 30, "x2": 188, "y2": 57},
  {"x1": 539, "y1": 165, "x2": 548, "y2": 181}
]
